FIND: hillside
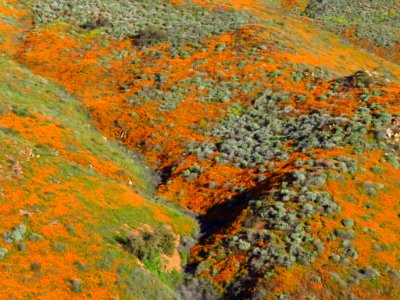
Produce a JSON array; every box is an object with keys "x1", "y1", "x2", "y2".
[
  {"x1": 1, "y1": 0, "x2": 400, "y2": 299},
  {"x1": 0, "y1": 43, "x2": 195, "y2": 300},
  {"x1": 283, "y1": 0, "x2": 400, "y2": 64}
]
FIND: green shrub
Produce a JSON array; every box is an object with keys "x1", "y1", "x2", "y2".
[
  {"x1": 2, "y1": 224, "x2": 27, "y2": 244},
  {"x1": 70, "y1": 279, "x2": 83, "y2": 293},
  {"x1": 30, "y1": 0, "x2": 252, "y2": 52},
  {"x1": 0, "y1": 247, "x2": 8, "y2": 259},
  {"x1": 52, "y1": 242, "x2": 67, "y2": 252},
  {"x1": 118, "y1": 226, "x2": 176, "y2": 262},
  {"x1": 189, "y1": 86, "x2": 392, "y2": 168},
  {"x1": 304, "y1": 0, "x2": 400, "y2": 47},
  {"x1": 341, "y1": 218, "x2": 354, "y2": 228},
  {"x1": 358, "y1": 266, "x2": 380, "y2": 280},
  {"x1": 30, "y1": 262, "x2": 41, "y2": 271},
  {"x1": 182, "y1": 164, "x2": 204, "y2": 181}
]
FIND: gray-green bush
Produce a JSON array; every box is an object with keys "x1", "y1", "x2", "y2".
[
  {"x1": 304, "y1": 0, "x2": 400, "y2": 47},
  {"x1": 30, "y1": 0, "x2": 252, "y2": 51}
]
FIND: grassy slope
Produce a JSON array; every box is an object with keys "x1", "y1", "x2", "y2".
[
  {"x1": 280, "y1": 0, "x2": 400, "y2": 64},
  {"x1": 0, "y1": 57, "x2": 195, "y2": 299},
  {"x1": 1, "y1": 0, "x2": 400, "y2": 299}
]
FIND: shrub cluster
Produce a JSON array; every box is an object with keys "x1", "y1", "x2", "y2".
[
  {"x1": 30, "y1": 0, "x2": 252, "y2": 51},
  {"x1": 0, "y1": 247, "x2": 8, "y2": 260},
  {"x1": 182, "y1": 164, "x2": 204, "y2": 181},
  {"x1": 2, "y1": 224, "x2": 27, "y2": 244},
  {"x1": 126, "y1": 67, "x2": 263, "y2": 111},
  {"x1": 179, "y1": 276, "x2": 219, "y2": 300},
  {"x1": 304, "y1": 0, "x2": 400, "y2": 47},
  {"x1": 189, "y1": 149, "x2": 388, "y2": 298},
  {"x1": 188, "y1": 88, "x2": 395, "y2": 168},
  {"x1": 118, "y1": 226, "x2": 176, "y2": 262},
  {"x1": 332, "y1": 70, "x2": 391, "y2": 89},
  {"x1": 127, "y1": 83, "x2": 187, "y2": 111},
  {"x1": 195, "y1": 157, "x2": 362, "y2": 297},
  {"x1": 0, "y1": 224, "x2": 29, "y2": 260}
]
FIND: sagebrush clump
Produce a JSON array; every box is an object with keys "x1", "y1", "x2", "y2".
[
  {"x1": 304, "y1": 0, "x2": 400, "y2": 47},
  {"x1": 30, "y1": 0, "x2": 252, "y2": 52},
  {"x1": 187, "y1": 84, "x2": 395, "y2": 168},
  {"x1": 118, "y1": 226, "x2": 176, "y2": 261}
]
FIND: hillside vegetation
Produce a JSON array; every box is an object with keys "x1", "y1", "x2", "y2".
[
  {"x1": 1, "y1": 0, "x2": 400, "y2": 299},
  {"x1": 0, "y1": 44, "x2": 195, "y2": 300},
  {"x1": 283, "y1": 0, "x2": 400, "y2": 63}
]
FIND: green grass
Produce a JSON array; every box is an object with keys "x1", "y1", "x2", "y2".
[
  {"x1": 0, "y1": 57, "x2": 154, "y2": 195},
  {"x1": 0, "y1": 56, "x2": 196, "y2": 297}
]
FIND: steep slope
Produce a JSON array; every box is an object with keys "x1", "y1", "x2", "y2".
[
  {"x1": 0, "y1": 57, "x2": 195, "y2": 299},
  {"x1": 282, "y1": 0, "x2": 400, "y2": 64},
  {"x1": 1, "y1": 0, "x2": 400, "y2": 299}
]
